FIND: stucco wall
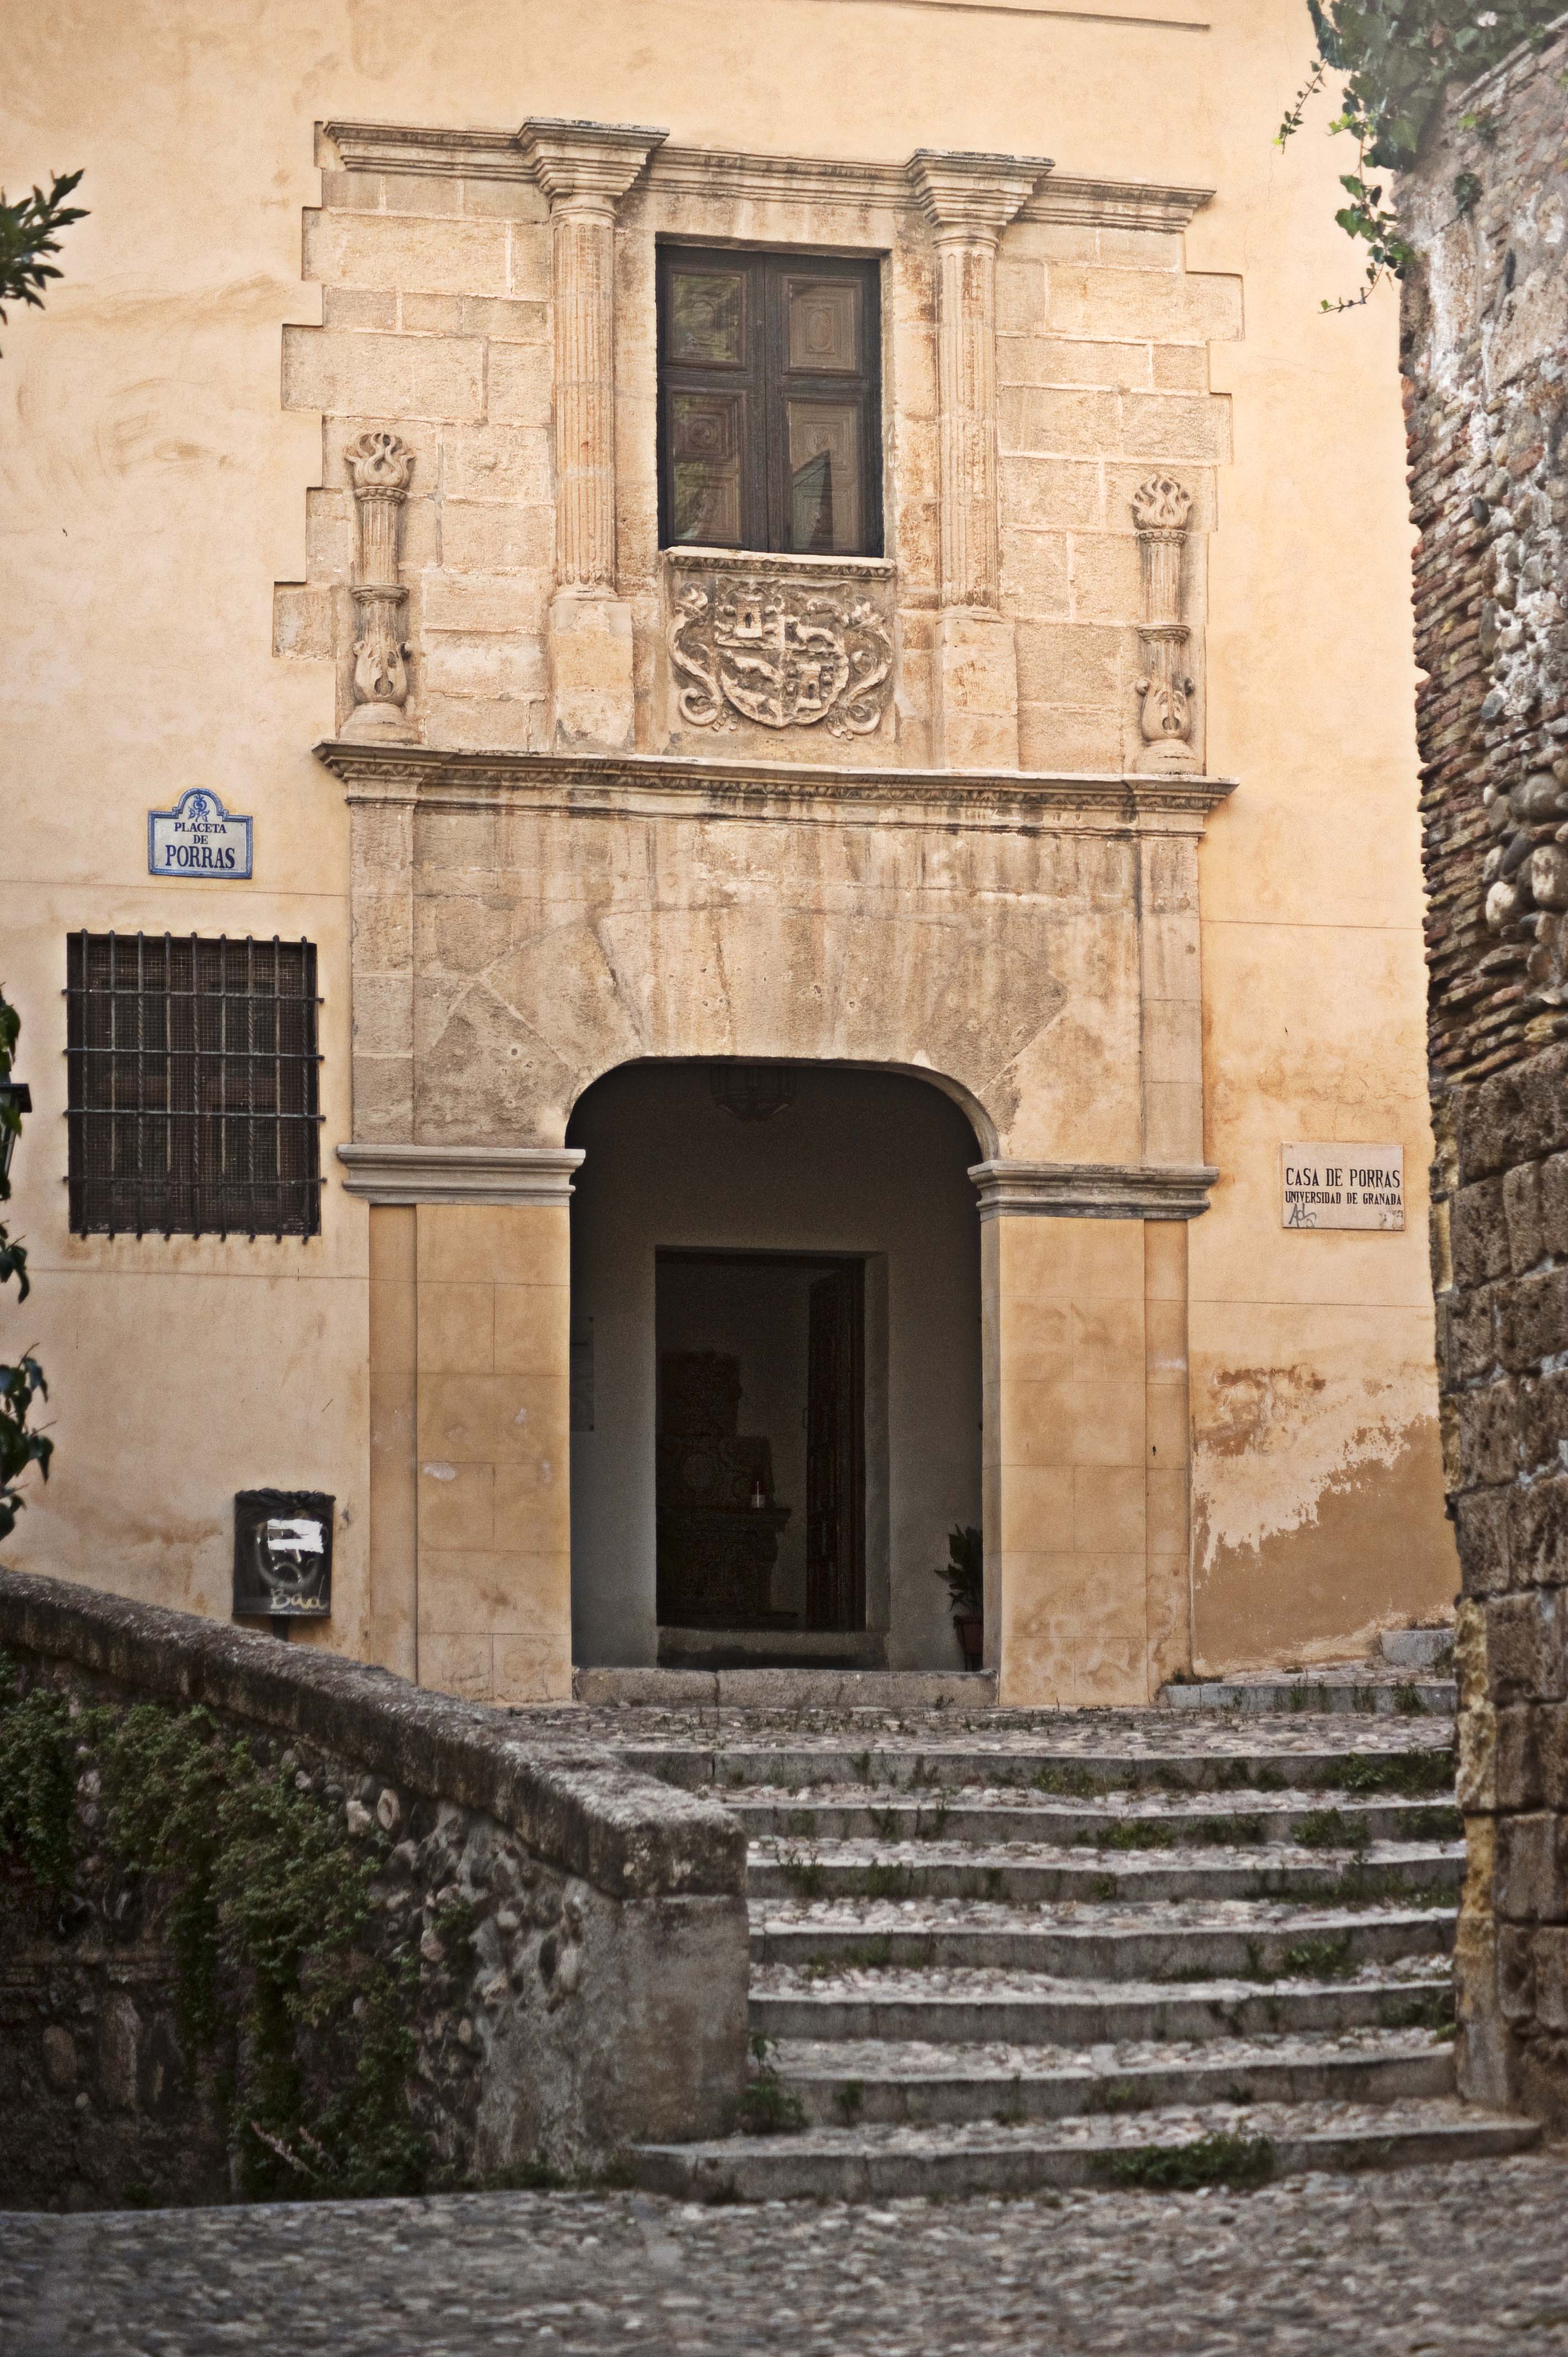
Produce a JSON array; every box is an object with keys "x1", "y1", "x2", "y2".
[{"x1": 4, "y1": 0, "x2": 1456, "y2": 1674}]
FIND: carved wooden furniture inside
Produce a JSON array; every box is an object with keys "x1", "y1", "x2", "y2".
[{"x1": 656, "y1": 1350, "x2": 794, "y2": 1627}]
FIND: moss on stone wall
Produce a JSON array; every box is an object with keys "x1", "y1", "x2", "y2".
[{"x1": 0, "y1": 1660, "x2": 426, "y2": 2201}]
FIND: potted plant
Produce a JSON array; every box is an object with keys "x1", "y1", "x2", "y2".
[{"x1": 933, "y1": 1524, "x2": 984, "y2": 1670}]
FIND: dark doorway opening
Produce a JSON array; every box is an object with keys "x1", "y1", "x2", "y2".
[{"x1": 656, "y1": 1248, "x2": 866, "y2": 1665}]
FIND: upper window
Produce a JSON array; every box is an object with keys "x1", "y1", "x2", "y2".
[
  {"x1": 658, "y1": 246, "x2": 883, "y2": 559},
  {"x1": 66, "y1": 933, "x2": 322, "y2": 1240}
]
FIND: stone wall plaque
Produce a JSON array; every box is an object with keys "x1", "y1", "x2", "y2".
[
  {"x1": 148, "y1": 788, "x2": 253, "y2": 879},
  {"x1": 1281, "y1": 1144, "x2": 1404, "y2": 1232}
]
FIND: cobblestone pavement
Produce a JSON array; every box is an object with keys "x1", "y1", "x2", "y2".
[{"x1": 4, "y1": 2155, "x2": 1567, "y2": 2354}]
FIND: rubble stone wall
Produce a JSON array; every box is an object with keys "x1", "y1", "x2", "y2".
[
  {"x1": 0, "y1": 1570, "x2": 747, "y2": 2209},
  {"x1": 1401, "y1": 22, "x2": 1568, "y2": 2122}
]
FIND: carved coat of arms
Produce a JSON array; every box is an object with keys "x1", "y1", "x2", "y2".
[{"x1": 668, "y1": 569, "x2": 893, "y2": 738}]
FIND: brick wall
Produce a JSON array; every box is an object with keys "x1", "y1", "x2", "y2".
[{"x1": 1402, "y1": 23, "x2": 1568, "y2": 2122}]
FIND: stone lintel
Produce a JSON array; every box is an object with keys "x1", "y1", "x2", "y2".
[
  {"x1": 316, "y1": 740, "x2": 1241, "y2": 828},
  {"x1": 338, "y1": 1143, "x2": 584, "y2": 1204},
  {"x1": 907, "y1": 148, "x2": 1055, "y2": 238},
  {"x1": 969, "y1": 1160, "x2": 1218, "y2": 1221},
  {"x1": 518, "y1": 117, "x2": 668, "y2": 207},
  {"x1": 318, "y1": 122, "x2": 1213, "y2": 232}
]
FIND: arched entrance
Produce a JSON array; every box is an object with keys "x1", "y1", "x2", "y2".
[{"x1": 566, "y1": 1061, "x2": 982, "y2": 1670}]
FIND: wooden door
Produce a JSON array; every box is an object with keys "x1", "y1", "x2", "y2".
[{"x1": 806, "y1": 1264, "x2": 865, "y2": 1628}]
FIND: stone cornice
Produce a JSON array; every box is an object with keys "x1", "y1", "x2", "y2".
[
  {"x1": 517, "y1": 117, "x2": 668, "y2": 207},
  {"x1": 967, "y1": 1164, "x2": 1226, "y2": 1226},
  {"x1": 337, "y1": 1144, "x2": 584, "y2": 1205},
  {"x1": 969, "y1": 1160, "x2": 1218, "y2": 1219},
  {"x1": 907, "y1": 149, "x2": 1055, "y2": 236},
  {"x1": 319, "y1": 121, "x2": 1213, "y2": 231},
  {"x1": 314, "y1": 740, "x2": 1239, "y2": 832}
]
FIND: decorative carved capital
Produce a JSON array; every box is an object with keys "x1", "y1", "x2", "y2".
[
  {"x1": 518, "y1": 117, "x2": 667, "y2": 210},
  {"x1": 907, "y1": 149, "x2": 1054, "y2": 239},
  {"x1": 337, "y1": 1144, "x2": 584, "y2": 1205},
  {"x1": 345, "y1": 429, "x2": 415, "y2": 501},
  {"x1": 969, "y1": 1160, "x2": 1218, "y2": 1222},
  {"x1": 665, "y1": 555, "x2": 894, "y2": 740},
  {"x1": 1132, "y1": 473, "x2": 1193, "y2": 536}
]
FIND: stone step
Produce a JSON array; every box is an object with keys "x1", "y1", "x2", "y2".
[
  {"x1": 749, "y1": 1961, "x2": 1454, "y2": 2046},
  {"x1": 629, "y1": 2097, "x2": 1536, "y2": 2202},
  {"x1": 716, "y1": 1790, "x2": 1458, "y2": 1845},
  {"x1": 1379, "y1": 1627, "x2": 1454, "y2": 1671},
  {"x1": 747, "y1": 1899, "x2": 1452, "y2": 1978},
  {"x1": 766, "y1": 2026, "x2": 1456, "y2": 2126},
  {"x1": 1159, "y1": 1675, "x2": 1456, "y2": 1716},
  {"x1": 745, "y1": 1836, "x2": 1462, "y2": 1905},
  {"x1": 574, "y1": 1668, "x2": 998, "y2": 1711},
  {"x1": 622, "y1": 1738, "x2": 1456, "y2": 1795}
]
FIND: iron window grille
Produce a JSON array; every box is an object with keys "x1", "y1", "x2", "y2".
[{"x1": 66, "y1": 933, "x2": 323, "y2": 1239}]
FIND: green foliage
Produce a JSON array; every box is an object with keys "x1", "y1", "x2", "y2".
[
  {"x1": 1097, "y1": 2130, "x2": 1275, "y2": 2190},
  {"x1": 1338, "y1": 1746, "x2": 1454, "y2": 1797},
  {"x1": 931, "y1": 1524, "x2": 983, "y2": 1618},
  {"x1": 1296, "y1": 1805, "x2": 1373, "y2": 1849},
  {"x1": 1276, "y1": 2, "x2": 1563, "y2": 306},
  {"x1": 0, "y1": 1678, "x2": 427, "y2": 2201},
  {"x1": 0, "y1": 986, "x2": 52, "y2": 1543},
  {"x1": 0, "y1": 1677, "x2": 81, "y2": 1893},
  {"x1": 738, "y1": 2035, "x2": 806, "y2": 2135},
  {"x1": 0, "y1": 171, "x2": 86, "y2": 350}
]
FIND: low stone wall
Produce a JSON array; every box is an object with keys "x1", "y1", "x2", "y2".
[
  {"x1": 1401, "y1": 23, "x2": 1568, "y2": 2125},
  {"x1": 0, "y1": 1569, "x2": 748, "y2": 2210}
]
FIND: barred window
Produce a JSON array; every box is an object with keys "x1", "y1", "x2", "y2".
[{"x1": 66, "y1": 934, "x2": 322, "y2": 1239}]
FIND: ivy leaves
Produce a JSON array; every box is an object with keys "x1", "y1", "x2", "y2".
[
  {"x1": 0, "y1": 987, "x2": 51, "y2": 1543},
  {"x1": 1278, "y1": 2, "x2": 1562, "y2": 307}
]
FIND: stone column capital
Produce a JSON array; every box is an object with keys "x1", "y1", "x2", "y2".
[
  {"x1": 518, "y1": 118, "x2": 668, "y2": 212},
  {"x1": 969, "y1": 1160, "x2": 1217, "y2": 1222},
  {"x1": 337, "y1": 1144, "x2": 585, "y2": 1206},
  {"x1": 906, "y1": 150, "x2": 1054, "y2": 240}
]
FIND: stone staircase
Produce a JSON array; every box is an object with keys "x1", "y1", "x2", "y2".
[{"x1": 604, "y1": 1676, "x2": 1537, "y2": 2200}]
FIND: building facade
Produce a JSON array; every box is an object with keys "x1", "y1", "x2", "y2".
[{"x1": 6, "y1": 0, "x2": 1456, "y2": 1705}]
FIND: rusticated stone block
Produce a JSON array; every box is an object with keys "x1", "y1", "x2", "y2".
[
  {"x1": 1495, "y1": 1810, "x2": 1568, "y2": 1922},
  {"x1": 1460, "y1": 1066, "x2": 1528, "y2": 1183},
  {"x1": 1457, "y1": 1378, "x2": 1520, "y2": 1486},
  {"x1": 1505, "y1": 1159, "x2": 1546, "y2": 1273},
  {"x1": 1540, "y1": 1703, "x2": 1568, "y2": 1810},
  {"x1": 1508, "y1": 1475, "x2": 1568, "y2": 1587},
  {"x1": 1451, "y1": 1176, "x2": 1509, "y2": 1287},
  {"x1": 1498, "y1": 1923, "x2": 1536, "y2": 2020},
  {"x1": 1495, "y1": 1703, "x2": 1545, "y2": 1809},
  {"x1": 1534, "y1": 1925, "x2": 1568, "y2": 2029},
  {"x1": 1486, "y1": 1588, "x2": 1567, "y2": 1704},
  {"x1": 1448, "y1": 1284, "x2": 1500, "y2": 1382},
  {"x1": 1497, "y1": 1267, "x2": 1568, "y2": 1372},
  {"x1": 1518, "y1": 1368, "x2": 1568, "y2": 1474},
  {"x1": 1456, "y1": 1484, "x2": 1512, "y2": 1595},
  {"x1": 1517, "y1": 1046, "x2": 1568, "y2": 1161},
  {"x1": 1540, "y1": 1152, "x2": 1568, "y2": 1255}
]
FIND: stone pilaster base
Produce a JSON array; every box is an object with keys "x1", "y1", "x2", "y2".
[
  {"x1": 934, "y1": 610, "x2": 1019, "y2": 771},
  {"x1": 548, "y1": 589, "x2": 636, "y2": 752}
]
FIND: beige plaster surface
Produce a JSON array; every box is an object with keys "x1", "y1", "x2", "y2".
[{"x1": 3, "y1": 0, "x2": 1453, "y2": 1687}]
